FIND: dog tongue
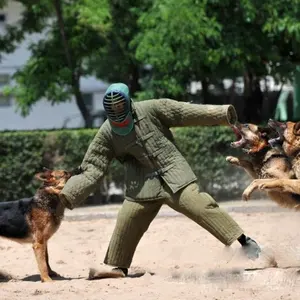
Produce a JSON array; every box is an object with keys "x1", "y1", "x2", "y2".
[
  {"x1": 230, "y1": 137, "x2": 246, "y2": 148},
  {"x1": 230, "y1": 125, "x2": 245, "y2": 147}
]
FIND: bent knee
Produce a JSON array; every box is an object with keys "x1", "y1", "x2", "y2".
[
  {"x1": 199, "y1": 192, "x2": 219, "y2": 209},
  {"x1": 180, "y1": 183, "x2": 219, "y2": 210}
]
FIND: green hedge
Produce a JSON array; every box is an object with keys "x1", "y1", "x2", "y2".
[{"x1": 0, "y1": 127, "x2": 251, "y2": 202}]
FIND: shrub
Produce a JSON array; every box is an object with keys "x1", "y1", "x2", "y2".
[{"x1": 0, "y1": 126, "x2": 249, "y2": 202}]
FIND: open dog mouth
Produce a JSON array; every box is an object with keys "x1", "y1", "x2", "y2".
[{"x1": 230, "y1": 125, "x2": 246, "y2": 148}]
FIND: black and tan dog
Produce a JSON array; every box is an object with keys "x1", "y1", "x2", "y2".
[
  {"x1": 0, "y1": 168, "x2": 76, "y2": 282},
  {"x1": 244, "y1": 120, "x2": 300, "y2": 203},
  {"x1": 268, "y1": 119, "x2": 300, "y2": 178},
  {"x1": 226, "y1": 122, "x2": 300, "y2": 210}
]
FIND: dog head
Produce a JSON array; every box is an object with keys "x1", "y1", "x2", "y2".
[
  {"x1": 268, "y1": 119, "x2": 300, "y2": 157},
  {"x1": 35, "y1": 167, "x2": 80, "y2": 195},
  {"x1": 229, "y1": 122, "x2": 276, "y2": 154}
]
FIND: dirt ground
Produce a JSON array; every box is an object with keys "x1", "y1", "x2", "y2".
[{"x1": 1, "y1": 199, "x2": 300, "y2": 300}]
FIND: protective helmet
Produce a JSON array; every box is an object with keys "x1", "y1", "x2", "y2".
[{"x1": 103, "y1": 83, "x2": 134, "y2": 135}]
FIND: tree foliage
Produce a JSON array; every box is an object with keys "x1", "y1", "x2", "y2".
[
  {"x1": 134, "y1": 0, "x2": 300, "y2": 99},
  {"x1": 0, "y1": 0, "x2": 300, "y2": 124},
  {"x1": 86, "y1": 0, "x2": 152, "y2": 95},
  {"x1": 1, "y1": 0, "x2": 110, "y2": 127}
]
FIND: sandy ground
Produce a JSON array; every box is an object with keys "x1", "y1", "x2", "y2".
[{"x1": 1, "y1": 199, "x2": 300, "y2": 300}]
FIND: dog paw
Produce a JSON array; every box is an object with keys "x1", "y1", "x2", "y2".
[
  {"x1": 226, "y1": 156, "x2": 240, "y2": 165},
  {"x1": 257, "y1": 183, "x2": 268, "y2": 190},
  {"x1": 242, "y1": 191, "x2": 250, "y2": 201},
  {"x1": 242, "y1": 180, "x2": 260, "y2": 201},
  {"x1": 242, "y1": 179, "x2": 275, "y2": 201},
  {"x1": 256, "y1": 180, "x2": 279, "y2": 191}
]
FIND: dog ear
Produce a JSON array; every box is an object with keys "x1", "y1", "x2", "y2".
[{"x1": 293, "y1": 122, "x2": 300, "y2": 136}]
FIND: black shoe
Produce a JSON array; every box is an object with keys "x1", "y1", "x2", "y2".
[
  {"x1": 241, "y1": 236, "x2": 261, "y2": 260},
  {"x1": 112, "y1": 267, "x2": 128, "y2": 277}
]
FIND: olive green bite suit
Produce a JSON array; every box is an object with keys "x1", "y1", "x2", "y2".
[
  {"x1": 104, "y1": 183, "x2": 243, "y2": 268},
  {"x1": 60, "y1": 98, "x2": 244, "y2": 268}
]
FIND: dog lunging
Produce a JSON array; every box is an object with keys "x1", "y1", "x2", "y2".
[{"x1": 226, "y1": 121, "x2": 300, "y2": 211}]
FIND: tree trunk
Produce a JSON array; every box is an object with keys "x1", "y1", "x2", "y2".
[
  {"x1": 242, "y1": 71, "x2": 263, "y2": 123},
  {"x1": 252, "y1": 77, "x2": 263, "y2": 123},
  {"x1": 72, "y1": 72, "x2": 93, "y2": 128},
  {"x1": 201, "y1": 78, "x2": 209, "y2": 104},
  {"x1": 228, "y1": 79, "x2": 236, "y2": 105},
  {"x1": 52, "y1": 0, "x2": 93, "y2": 128},
  {"x1": 128, "y1": 61, "x2": 141, "y2": 95}
]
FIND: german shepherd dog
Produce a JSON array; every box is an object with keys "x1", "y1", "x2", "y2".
[
  {"x1": 244, "y1": 120, "x2": 300, "y2": 202},
  {"x1": 0, "y1": 168, "x2": 76, "y2": 282},
  {"x1": 226, "y1": 122, "x2": 300, "y2": 210}
]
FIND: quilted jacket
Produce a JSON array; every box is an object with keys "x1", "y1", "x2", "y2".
[{"x1": 60, "y1": 98, "x2": 237, "y2": 209}]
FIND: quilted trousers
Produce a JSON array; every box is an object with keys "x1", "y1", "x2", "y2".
[{"x1": 103, "y1": 182, "x2": 244, "y2": 268}]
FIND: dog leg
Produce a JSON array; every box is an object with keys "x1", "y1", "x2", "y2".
[
  {"x1": 46, "y1": 245, "x2": 59, "y2": 278},
  {"x1": 226, "y1": 156, "x2": 258, "y2": 179},
  {"x1": 243, "y1": 178, "x2": 300, "y2": 210},
  {"x1": 242, "y1": 179, "x2": 278, "y2": 201},
  {"x1": 32, "y1": 240, "x2": 52, "y2": 282},
  {"x1": 258, "y1": 179, "x2": 300, "y2": 195}
]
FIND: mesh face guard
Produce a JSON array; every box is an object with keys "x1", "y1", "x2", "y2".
[
  {"x1": 102, "y1": 83, "x2": 134, "y2": 136},
  {"x1": 103, "y1": 91, "x2": 130, "y2": 122}
]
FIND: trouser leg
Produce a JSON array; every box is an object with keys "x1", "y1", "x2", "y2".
[
  {"x1": 164, "y1": 182, "x2": 244, "y2": 246},
  {"x1": 104, "y1": 199, "x2": 163, "y2": 268}
]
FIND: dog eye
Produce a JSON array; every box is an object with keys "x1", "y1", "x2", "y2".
[{"x1": 245, "y1": 124, "x2": 249, "y2": 128}]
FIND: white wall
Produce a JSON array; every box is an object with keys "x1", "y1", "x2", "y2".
[
  {"x1": 0, "y1": 91, "x2": 107, "y2": 130},
  {"x1": 0, "y1": 1, "x2": 109, "y2": 131},
  {"x1": 0, "y1": 1, "x2": 44, "y2": 70}
]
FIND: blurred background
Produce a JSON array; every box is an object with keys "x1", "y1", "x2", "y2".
[{"x1": 0, "y1": 0, "x2": 299, "y2": 204}]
